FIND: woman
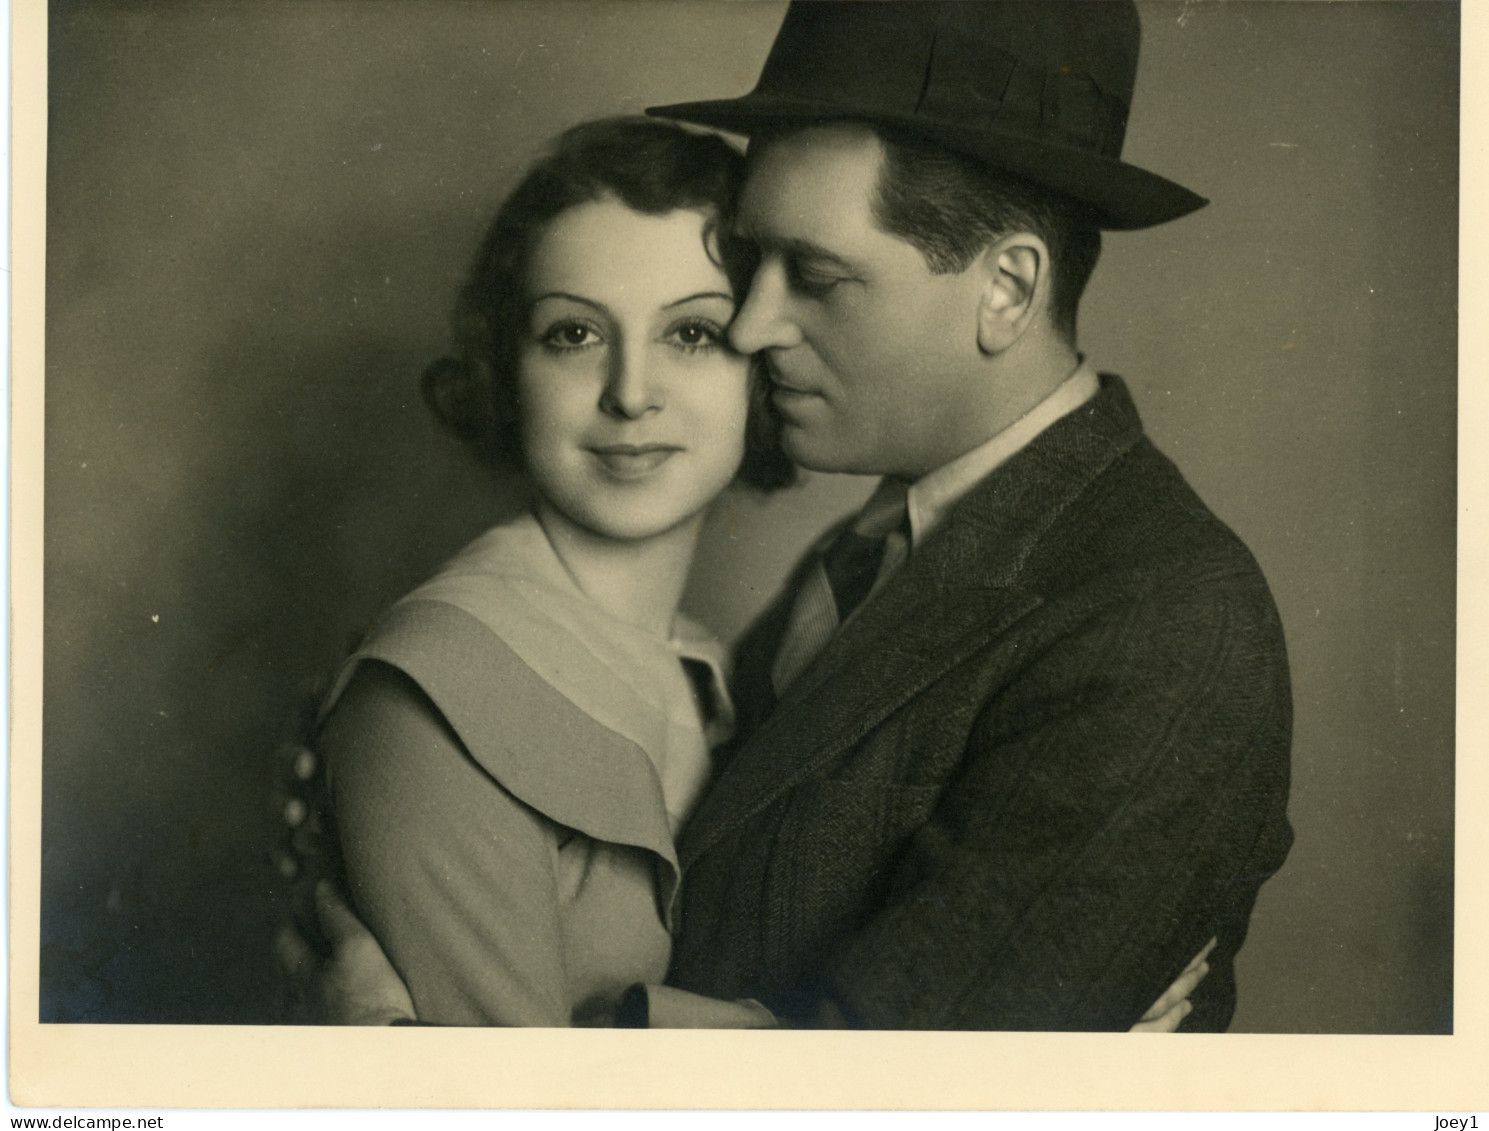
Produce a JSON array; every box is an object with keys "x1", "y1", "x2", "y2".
[{"x1": 315, "y1": 118, "x2": 792, "y2": 1027}]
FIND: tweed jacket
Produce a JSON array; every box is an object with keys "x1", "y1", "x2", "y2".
[{"x1": 668, "y1": 375, "x2": 1294, "y2": 1031}]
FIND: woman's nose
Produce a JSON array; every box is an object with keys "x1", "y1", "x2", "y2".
[
  {"x1": 599, "y1": 344, "x2": 663, "y2": 419},
  {"x1": 729, "y1": 262, "x2": 802, "y2": 355}
]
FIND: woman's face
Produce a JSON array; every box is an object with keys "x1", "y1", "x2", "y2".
[{"x1": 517, "y1": 199, "x2": 751, "y2": 544}]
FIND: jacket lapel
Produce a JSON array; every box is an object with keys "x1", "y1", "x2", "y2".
[{"x1": 682, "y1": 374, "x2": 1147, "y2": 868}]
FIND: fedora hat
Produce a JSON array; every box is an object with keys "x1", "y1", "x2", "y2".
[{"x1": 648, "y1": 0, "x2": 1205, "y2": 230}]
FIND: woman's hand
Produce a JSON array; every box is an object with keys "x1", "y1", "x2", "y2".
[
  {"x1": 1128, "y1": 937, "x2": 1216, "y2": 1032},
  {"x1": 635, "y1": 940, "x2": 1220, "y2": 1030},
  {"x1": 622, "y1": 984, "x2": 780, "y2": 1028}
]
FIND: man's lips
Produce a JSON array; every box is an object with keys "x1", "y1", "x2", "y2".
[
  {"x1": 770, "y1": 378, "x2": 823, "y2": 411},
  {"x1": 765, "y1": 362, "x2": 821, "y2": 400},
  {"x1": 587, "y1": 443, "x2": 682, "y2": 477}
]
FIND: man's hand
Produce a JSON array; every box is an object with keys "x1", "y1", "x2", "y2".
[
  {"x1": 273, "y1": 743, "x2": 335, "y2": 884},
  {"x1": 1128, "y1": 937, "x2": 1216, "y2": 1033},
  {"x1": 271, "y1": 740, "x2": 415, "y2": 1025},
  {"x1": 313, "y1": 881, "x2": 416, "y2": 1025},
  {"x1": 291, "y1": 880, "x2": 416, "y2": 1025}
]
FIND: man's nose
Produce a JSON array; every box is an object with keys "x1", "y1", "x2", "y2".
[
  {"x1": 729, "y1": 261, "x2": 802, "y2": 355},
  {"x1": 599, "y1": 341, "x2": 663, "y2": 419}
]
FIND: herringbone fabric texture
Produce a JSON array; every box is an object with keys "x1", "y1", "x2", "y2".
[{"x1": 671, "y1": 375, "x2": 1294, "y2": 1031}]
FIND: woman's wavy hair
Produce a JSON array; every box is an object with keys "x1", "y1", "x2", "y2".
[{"x1": 422, "y1": 117, "x2": 797, "y2": 491}]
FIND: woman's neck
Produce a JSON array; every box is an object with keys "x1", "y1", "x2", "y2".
[{"x1": 532, "y1": 500, "x2": 702, "y2": 638}]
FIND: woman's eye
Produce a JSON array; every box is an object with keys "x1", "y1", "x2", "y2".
[
  {"x1": 541, "y1": 321, "x2": 601, "y2": 350},
  {"x1": 666, "y1": 319, "x2": 725, "y2": 352}
]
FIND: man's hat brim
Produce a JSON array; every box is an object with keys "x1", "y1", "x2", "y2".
[{"x1": 648, "y1": 94, "x2": 1207, "y2": 232}]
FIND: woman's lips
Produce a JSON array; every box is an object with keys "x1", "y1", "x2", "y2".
[{"x1": 588, "y1": 444, "x2": 681, "y2": 478}]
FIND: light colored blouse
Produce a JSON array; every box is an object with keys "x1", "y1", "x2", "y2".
[{"x1": 320, "y1": 512, "x2": 731, "y2": 1026}]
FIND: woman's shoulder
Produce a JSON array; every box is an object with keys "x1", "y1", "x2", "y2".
[
  {"x1": 322, "y1": 531, "x2": 677, "y2": 862},
  {"x1": 325, "y1": 598, "x2": 676, "y2": 864},
  {"x1": 405, "y1": 511, "x2": 563, "y2": 601},
  {"x1": 330, "y1": 512, "x2": 568, "y2": 700}
]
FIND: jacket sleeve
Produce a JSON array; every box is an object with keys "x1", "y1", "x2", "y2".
[
  {"x1": 818, "y1": 567, "x2": 1294, "y2": 1030},
  {"x1": 323, "y1": 661, "x2": 572, "y2": 1026}
]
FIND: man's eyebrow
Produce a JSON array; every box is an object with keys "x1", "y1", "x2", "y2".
[
  {"x1": 662, "y1": 291, "x2": 735, "y2": 311},
  {"x1": 734, "y1": 228, "x2": 857, "y2": 272}
]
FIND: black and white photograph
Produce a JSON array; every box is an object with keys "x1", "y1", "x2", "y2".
[{"x1": 13, "y1": 0, "x2": 1478, "y2": 1110}]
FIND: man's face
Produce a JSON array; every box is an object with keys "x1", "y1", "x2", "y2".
[{"x1": 729, "y1": 124, "x2": 992, "y2": 479}]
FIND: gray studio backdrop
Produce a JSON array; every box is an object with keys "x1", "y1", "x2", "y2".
[{"x1": 43, "y1": 1, "x2": 1456, "y2": 1031}]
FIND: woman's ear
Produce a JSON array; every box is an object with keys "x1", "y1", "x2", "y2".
[{"x1": 976, "y1": 233, "x2": 1048, "y2": 355}]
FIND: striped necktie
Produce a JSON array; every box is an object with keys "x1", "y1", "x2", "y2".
[{"x1": 771, "y1": 479, "x2": 911, "y2": 695}]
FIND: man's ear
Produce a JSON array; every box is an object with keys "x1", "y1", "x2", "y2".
[{"x1": 976, "y1": 233, "x2": 1048, "y2": 354}]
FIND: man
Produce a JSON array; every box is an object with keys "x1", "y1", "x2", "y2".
[
  {"x1": 648, "y1": 0, "x2": 1290, "y2": 1031},
  {"x1": 292, "y1": 0, "x2": 1291, "y2": 1031}
]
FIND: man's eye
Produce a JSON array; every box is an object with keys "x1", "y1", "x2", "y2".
[{"x1": 788, "y1": 261, "x2": 845, "y2": 296}]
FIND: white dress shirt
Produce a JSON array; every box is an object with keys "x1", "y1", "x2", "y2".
[{"x1": 905, "y1": 358, "x2": 1101, "y2": 549}]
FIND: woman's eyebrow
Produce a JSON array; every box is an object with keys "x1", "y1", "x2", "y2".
[
  {"x1": 530, "y1": 292, "x2": 607, "y2": 312},
  {"x1": 662, "y1": 291, "x2": 735, "y2": 311}
]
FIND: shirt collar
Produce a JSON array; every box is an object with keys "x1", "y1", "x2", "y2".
[
  {"x1": 905, "y1": 358, "x2": 1101, "y2": 547},
  {"x1": 670, "y1": 629, "x2": 737, "y2": 738}
]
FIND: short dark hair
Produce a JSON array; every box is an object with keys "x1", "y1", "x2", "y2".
[
  {"x1": 423, "y1": 117, "x2": 796, "y2": 491},
  {"x1": 867, "y1": 126, "x2": 1102, "y2": 345}
]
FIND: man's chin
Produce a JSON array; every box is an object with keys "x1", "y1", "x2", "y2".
[{"x1": 781, "y1": 426, "x2": 878, "y2": 477}]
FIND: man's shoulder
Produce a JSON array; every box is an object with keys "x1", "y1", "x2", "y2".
[
  {"x1": 1004, "y1": 434, "x2": 1287, "y2": 680},
  {"x1": 951, "y1": 373, "x2": 1267, "y2": 589},
  {"x1": 1053, "y1": 427, "x2": 1265, "y2": 571}
]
